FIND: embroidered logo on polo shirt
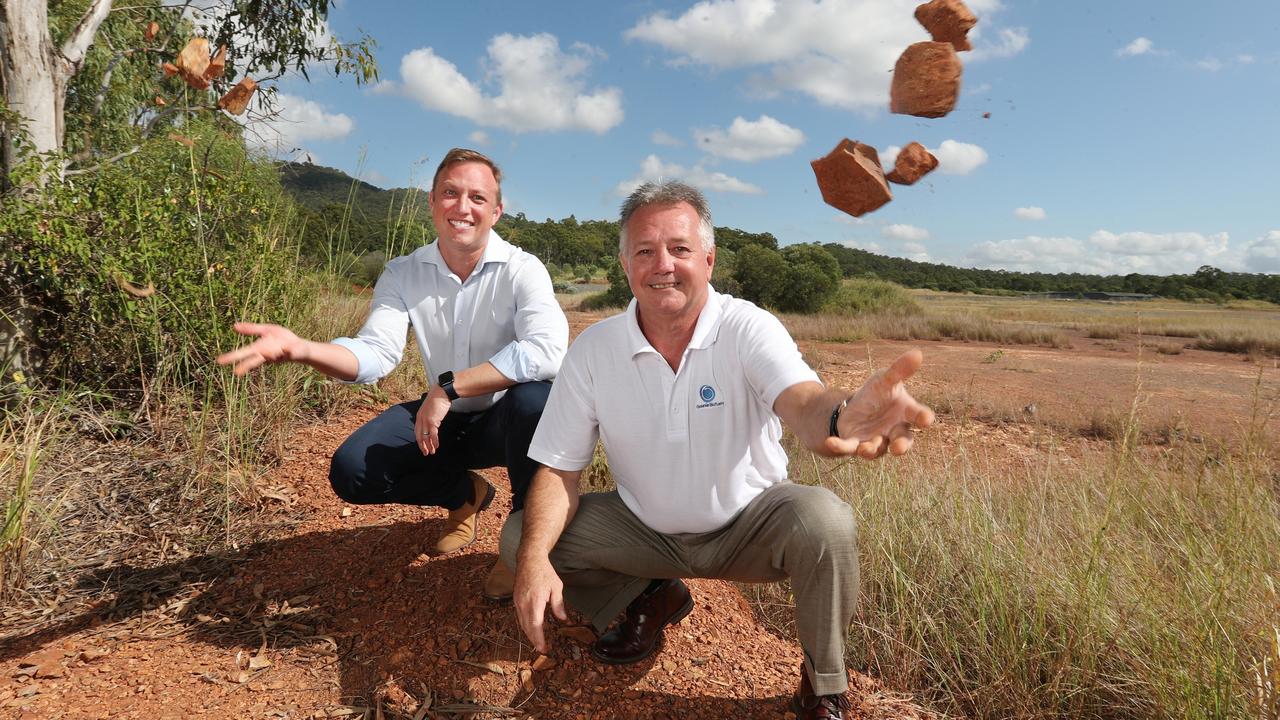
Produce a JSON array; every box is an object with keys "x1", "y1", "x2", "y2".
[{"x1": 696, "y1": 384, "x2": 724, "y2": 409}]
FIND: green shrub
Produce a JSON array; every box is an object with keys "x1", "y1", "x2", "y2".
[
  {"x1": 1, "y1": 119, "x2": 311, "y2": 394},
  {"x1": 822, "y1": 278, "x2": 922, "y2": 316},
  {"x1": 580, "y1": 257, "x2": 632, "y2": 310}
]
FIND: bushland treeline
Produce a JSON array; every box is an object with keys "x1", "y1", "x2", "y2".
[{"x1": 281, "y1": 162, "x2": 1279, "y2": 306}]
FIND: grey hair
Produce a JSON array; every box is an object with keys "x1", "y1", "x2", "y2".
[{"x1": 618, "y1": 181, "x2": 715, "y2": 254}]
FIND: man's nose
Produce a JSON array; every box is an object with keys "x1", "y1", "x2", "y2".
[{"x1": 653, "y1": 247, "x2": 675, "y2": 272}]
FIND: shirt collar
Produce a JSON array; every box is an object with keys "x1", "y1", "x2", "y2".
[
  {"x1": 625, "y1": 287, "x2": 726, "y2": 358},
  {"x1": 417, "y1": 229, "x2": 513, "y2": 276}
]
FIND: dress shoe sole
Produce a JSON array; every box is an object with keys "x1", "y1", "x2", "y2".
[{"x1": 589, "y1": 592, "x2": 694, "y2": 665}]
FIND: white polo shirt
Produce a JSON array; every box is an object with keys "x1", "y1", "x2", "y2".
[{"x1": 529, "y1": 290, "x2": 820, "y2": 534}]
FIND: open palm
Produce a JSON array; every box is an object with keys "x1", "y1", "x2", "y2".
[{"x1": 826, "y1": 349, "x2": 935, "y2": 458}]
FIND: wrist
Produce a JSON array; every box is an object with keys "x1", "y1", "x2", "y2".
[{"x1": 828, "y1": 396, "x2": 850, "y2": 437}]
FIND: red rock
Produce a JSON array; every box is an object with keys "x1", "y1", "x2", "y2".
[
  {"x1": 890, "y1": 41, "x2": 962, "y2": 118},
  {"x1": 810, "y1": 139, "x2": 892, "y2": 218},
  {"x1": 886, "y1": 142, "x2": 939, "y2": 185},
  {"x1": 914, "y1": 0, "x2": 977, "y2": 52}
]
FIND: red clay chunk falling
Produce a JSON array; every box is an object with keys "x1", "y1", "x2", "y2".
[
  {"x1": 890, "y1": 41, "x2": 962, "y2": 118},
  {"x1": 886, "y1": 142, "x2": 939, "y2": 185},
  {"x1": 914, "y1": 0, "x2": 977, "y2": 52},
  {"x1": 810, "y1": 139, "x2": 892, "y2": 218}
]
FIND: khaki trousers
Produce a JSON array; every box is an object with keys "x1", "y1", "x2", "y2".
[{"x1": 499, "y1": 482, "x2": 858, "y2": 696}]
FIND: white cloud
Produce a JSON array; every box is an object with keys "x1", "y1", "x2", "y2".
[
  {"x1": 614, "y1": 154, "x2": 764, "y2": 196},
  {"x1": 965, "y1": 230, "x2": 1236, "y2": 275},
  {"x1": 833, "y1": 214, "x2": 869, "y2": 226},
  {"x1": 1243, "y1": 231, "x2": 1280, "y2": 273},
  {"x1": 244, "y1": 93, "x2": 353, "y2": 155},
  {"x1": 1014, "y1": 206, "x2": 1046, "y2": 221},
  {"x1": 626, "y1": 0, "x2": 1023, "y2": 112},
  {"x1": 1237, "y1": 54, "x2": 1256, "y2": 65},
  {"x1": 933, "y1": 140, "x2": 988, "y2": 175},
  {"x1": 1117, "y1": 37, "x2": 1154, "y2": 57},
  {"x1": 369, "y1": 80, "x2": 399, "y2": 95},
  {"x1": 468, "y1": 130, "x2": 490, "y2": 146},
  {"x1": 651, "y1": 130, "x2": 683, "y2": 147},
  {"x1": 399, "y1": 33, "x2": 623, "y2": 134},
  {"x1": 880, "y1": 145, "x2": 901, "y2": 171},
  {"x1": 694, "y1": 115, "x2": 805, "y2": 162},
  {"x1": 1196, "y1": 56, "x2": 1225, "y2": 72},
  {"x1": 834, "y1": 238, "x2": 884, "y2": 253},
  {"x1": 883, "y1": 223, "x2": 930, "y2": 242},
  {"x1": 902, "y1": 241, "x2": 930, "y2": 262},
  {"x1": 968, "y1": 27, "x2": 1029, "y2": 62}
]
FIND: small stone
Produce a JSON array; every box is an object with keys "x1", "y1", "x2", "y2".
[
  {"x1": 886, "y1": 142, "x2": 939, "y2": 185},
  {"x1": 810, "y1": 139, "x2": 892, "y2": 218},
  {"x1": 532, "y1": 655, "x2": 558, "y2": 672},
  {"x1": 340, "y1": 506, "x2": 352, "y2": 518},
  {"x1": 914, "y1": 0, "x2": 978, "y2": 52},
  {"x1": 890, "y1": 41, "x2": 962, "y2": 118}
]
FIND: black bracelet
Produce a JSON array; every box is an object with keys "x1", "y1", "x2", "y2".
[{"x1": 828, "y1": 396, "x2": 850, "y2": 437}]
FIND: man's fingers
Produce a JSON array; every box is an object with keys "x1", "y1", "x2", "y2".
[
  {"x1": 232, "y1": 321, "x2": 270, "y2": 336},
  {"x1": 908, "y1": 403, "x2": 935, "y2": 430},
  {"x1": 882, "y1": 349, "x2": 924, "y2": 386},
  {"x1": 887, "y1": 423, "x2": 914, "y2": 456},
  {"x1": 855, "y1": 436, "x2": 883, "y2": 459},
  {"x1": 550, "y1": 588, "x2": 568, "y2": 623}
]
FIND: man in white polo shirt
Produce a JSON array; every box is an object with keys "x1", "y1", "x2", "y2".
[{"x1": 502, "y1": 181, "x2": 934, "y2": 719}]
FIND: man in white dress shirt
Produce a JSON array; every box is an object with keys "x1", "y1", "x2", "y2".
[
  {"x1": 505, "y1": 181, "x2": 933, "y2": 718},
  {"x1": 219, "y1": 148, "x2": 567, "y2": 600}
]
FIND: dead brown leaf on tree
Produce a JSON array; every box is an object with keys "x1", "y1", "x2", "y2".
[
  {"x1": 161, "y1": 62, "x2": 178, "y2": 77},
  {"x1": 175, "y1": 38, "x2": 211, "y2": 89},
  {"x1": 167, "y1": 133, "x2": 195, "y2": 147},
  {"x1": 144, "y1": 21, "x2": 159, "y2": 42},
  {"x1": 218, "y1": 78, "x2": 257, "y2": 116},
  {"x1": 205, "y1": 44, "x2": 227, "y2": 81}
]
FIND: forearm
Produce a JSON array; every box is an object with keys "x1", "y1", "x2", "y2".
[
  {"x1": 448, "y1": 361, "x2": 516, "y2": 398},
  {"x1": 775, "y1": 381, "x2": 852, "y2": 456},
  {"x1": 296, "y1": 340, "x2": 360, "y2": 382},
  {"x1": 517, "y1": 467, "x2": 580, "y2": 565}
]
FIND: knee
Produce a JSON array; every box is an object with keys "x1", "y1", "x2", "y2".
[
  {"x1": 786, "y1": 486, "x2": 857, "y2": 550},
  {"x1": 505, "y1": 381, "x2": 552, "y2": 419},
  {"x1": 328, "y1": 440, "x2": 363, "y2": 504},
  {"x1": 498, "y1": 510, "x2": 525, "y2": 569}
]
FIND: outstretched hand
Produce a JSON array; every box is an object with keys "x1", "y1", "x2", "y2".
[
  {"x1": 216, "y1": 322, "x2": 306, "y2": 376},
  {"x1": 825, "y1": 349, "x2": 935, "y2": 459}
]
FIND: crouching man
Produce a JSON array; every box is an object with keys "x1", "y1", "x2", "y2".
[{"x1": 501, "y1": 181, "x2": 934, "y2": 718}]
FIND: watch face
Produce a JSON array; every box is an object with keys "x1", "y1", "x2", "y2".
[{"x1": 438, "y1": 371, "x2": 454, "y2": 385}]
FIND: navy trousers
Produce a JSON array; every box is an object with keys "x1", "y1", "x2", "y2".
[{"x1": 329, "y1": 381, "x2": 551, "y2": 512}]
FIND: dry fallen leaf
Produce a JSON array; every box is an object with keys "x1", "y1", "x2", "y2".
[
  {"x1": 249, "y1": 654, "x2": 272, "y2": 671},
  {"x1": 519, "y1": 668, "x2": 533, "y2": 692}
]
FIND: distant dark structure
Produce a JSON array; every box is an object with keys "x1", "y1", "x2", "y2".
[{"x1": 1028, "y1": 291, "x2": 1155, "y2": 301}]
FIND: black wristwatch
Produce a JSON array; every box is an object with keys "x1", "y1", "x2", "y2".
[{"x1": 437, "y1": 371, "x2": 459, "y2": 401}]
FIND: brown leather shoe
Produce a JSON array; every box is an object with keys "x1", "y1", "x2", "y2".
[
  {"x1": 790, "y1": 663, "x2": 852, "y2": 719},
  {"x1": 432, "y1": 472, "x2": 495, "y2": 555},
  {"x1": 482, "y1": 558, "x2": 515, "y2": 604},
  {"x1": 591, "y1": 579, "x2": 693, "y2": 665}
]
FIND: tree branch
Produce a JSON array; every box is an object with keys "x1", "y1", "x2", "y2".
[
  {"x1": 61, "y1": 0, "x2": 115, "y2": 70},
  {"x1": 63, "y1": 145, "x2": 141, "y2": 176}
]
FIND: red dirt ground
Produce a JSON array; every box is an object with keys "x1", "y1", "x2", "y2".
[{"x1": 2, "y1": 311, "x2": 1274, "y2": 719}]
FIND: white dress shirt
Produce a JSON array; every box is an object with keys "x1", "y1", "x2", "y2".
[{"x1": 332, "y1": 231, "x2": 568, "y2": 412}]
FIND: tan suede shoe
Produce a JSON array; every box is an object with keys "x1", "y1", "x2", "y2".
[
  {"x1": 482, "y1": 559, "x2": 515, "y2": 603},
  {"x1": 433, "y1": 472, "x2": 495, "y2": 555}
]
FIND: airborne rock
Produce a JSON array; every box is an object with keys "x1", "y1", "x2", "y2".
[
  {"x1": 890, "y1": 41, "x2": 962, "y2": 118},
  {"x1": 810, "y1": 139, "x2": 892, "y2": 218},
  {"x1": 914, "y1": 0, "x2": 978, "y2": 52},
  {"x1": 886, "y1": 142, "x2": 939, "y2": 186}
]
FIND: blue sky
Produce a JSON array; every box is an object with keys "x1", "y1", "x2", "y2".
[{"x1": 248, "y1": 0, "x2": 1280, "y2": 275}]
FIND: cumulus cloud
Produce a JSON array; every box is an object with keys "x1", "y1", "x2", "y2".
[
  {"x1": 626, "y1": 0, "x2": 1023, "y2": 112},
  {"x1": 244, "y1": 93, "x2": 353, "y2": 155},
  {"x1": 934, "y1": 140, "x2": 988, "y2": 175},
  {"x1": 368, "y1": 80, "x2": 398, "y2": 96},
  {"x1": 1014, "y1": 206, "x2": 1046, "y2": 221},
  {"x1": 965, "y1": 230, "x2": 1235, "y2": 275},
  {"x1": 651, "y1": 129, "x2": 683, "y2": 147},
  {"x1": 1117, "y1": 37, "x2": 1154, "y2": 57},
  {"x1": 694, "y1": 115, "x2": 805, "y2": 162},
  {"x1": 901, "y1": 241, "x2": 930, "y2": 262},
  {"x1": 968, "y1": 27, "x2": 1029, "y2": 61},
  {"x1": 468, "y1": 130, "x2": 490, "y2": 146},
  {"x1": 883, "y1": 223, "x2": 930, "y2": 242},
  {"x1": 1243, "y1": 231, "x2": 1280, "y2": 273},
  {"x1": 614, "y1": 154, "x2": 763, "y2": 196},
  {"x1": 1237, "y1": 54, "x2": 1256, "y2": 65},
  {"x1": 1196, "y1": 56, "x2": 1225, "y2": 72},
  {"x1": 399, "y1": 33, "x2": 623, "y2": 134}
]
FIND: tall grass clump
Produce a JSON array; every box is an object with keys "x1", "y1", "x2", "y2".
[
  {"x1": 822, "y1": 278, "x2": 923, "y2": 317},
  {"x1": 0, "y1": 392, "x2": 67, "y2": 599},
  {"x1": 808, "y1": 424, "x2": 1280, "y2": 718}
]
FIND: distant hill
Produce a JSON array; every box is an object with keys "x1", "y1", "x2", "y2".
[
  {"x1": 278, "y1": 162, "x2": 434, "y2": 261},
  {"x1": 277, "y1": 163, "x2": 1278, "y2": 304}
]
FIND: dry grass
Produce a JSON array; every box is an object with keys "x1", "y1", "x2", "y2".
[{"x1": 783, "y1": 311, "x2": 1071, "y2": 348}]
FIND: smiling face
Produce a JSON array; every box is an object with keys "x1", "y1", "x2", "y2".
[
  {"x1": 429, "y1": 161, "x2": 503, "y2": 259},
  {"x1": 620, "y1": 201, "x2": 716, "y2": 330}
]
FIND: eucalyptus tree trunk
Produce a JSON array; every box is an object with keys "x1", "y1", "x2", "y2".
[{"x1": 0, "y1": 0, "x2": 112, "y2": 382}]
